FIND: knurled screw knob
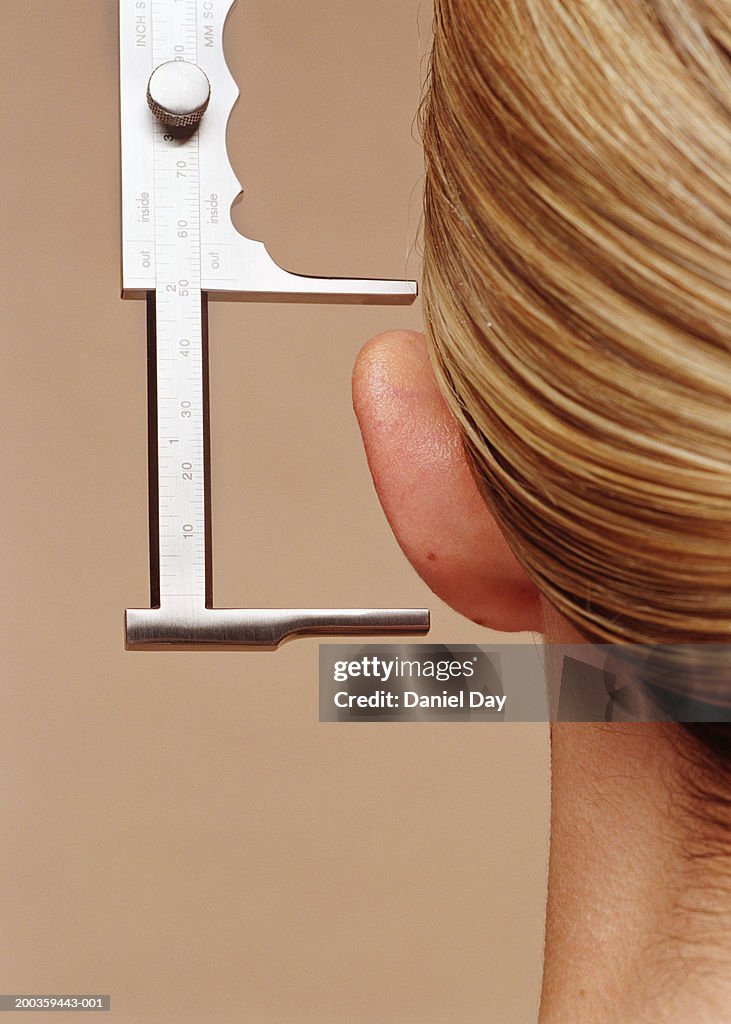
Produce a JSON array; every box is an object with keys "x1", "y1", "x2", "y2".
[{"x1": 147, "y1": 60, "x2": 210, "y2": 128}]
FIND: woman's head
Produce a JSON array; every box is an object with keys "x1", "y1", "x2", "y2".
[
  {"x1": 422, "y1": 0, "x2": 731, "y2": 645},
  {"x1": 354, "y1": 0, "x2": 730, "y2": 663}
]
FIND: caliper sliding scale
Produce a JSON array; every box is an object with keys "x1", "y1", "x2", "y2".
[{"x1": 120, "y1": 0, "x2": 430, "y2": 649}]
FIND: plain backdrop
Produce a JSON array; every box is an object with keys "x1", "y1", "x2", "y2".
[{"x1": 0, "y1": 2, "x2": 549, "y2": 1021}]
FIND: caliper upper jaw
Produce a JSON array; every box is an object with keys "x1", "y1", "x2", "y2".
[{"x1": 120, "y1": 0, "x2": 417, "y2": 304}]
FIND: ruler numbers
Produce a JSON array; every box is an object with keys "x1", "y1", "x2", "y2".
[{"x1": 152, "y1": 0, "x2": 206, "y2": 602}]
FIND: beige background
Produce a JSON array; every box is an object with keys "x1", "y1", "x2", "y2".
[{"x1": 1, "y1": 2, "x2": 549, "y2": 1021}]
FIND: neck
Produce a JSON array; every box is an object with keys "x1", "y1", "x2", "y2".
[{"x1": 539, "y1": 722, "x2": 731, "y2": 1023}]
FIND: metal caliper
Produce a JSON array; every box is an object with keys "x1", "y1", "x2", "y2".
[{"x1": 120, "y1": 0, "x2": 430, "y2": 649}]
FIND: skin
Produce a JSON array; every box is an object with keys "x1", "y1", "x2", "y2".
[{"x1": 352, "y1": 329, "x2": 731, "y2": 1024}]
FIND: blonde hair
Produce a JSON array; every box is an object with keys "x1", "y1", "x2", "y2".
[{"x1": 421, "y1": 0, "x2": 731, "y2": 646}]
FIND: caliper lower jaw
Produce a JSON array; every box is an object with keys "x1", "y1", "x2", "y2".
[{"x1": 126, "y1": 604, "x2": 430, "y2": 650}]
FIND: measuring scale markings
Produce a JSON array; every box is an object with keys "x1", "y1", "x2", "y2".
[
  {"x1": 121, "y1": 0, "x2": 430, "y2": 647},
  {"x1": 152, "y1": 0, "x2": 206, "y2": 608}
]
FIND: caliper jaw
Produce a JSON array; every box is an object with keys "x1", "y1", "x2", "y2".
[{"x1": 126, "y1": 605, "x2": 430, "y2": 650}]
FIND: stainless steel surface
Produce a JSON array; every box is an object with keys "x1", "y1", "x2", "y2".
[
  {"x1": 120, "y1": 0, "x2": 429, "y2": 649},
  {"x1": 147, "y1": 59, "x2": 210, "y2": 126},
  {"x1": 120, "y1": 0, "x2": 419, "y2": 300},
  {"x1": 126, "y1": 605, "x2": 430, "y2": 649}
]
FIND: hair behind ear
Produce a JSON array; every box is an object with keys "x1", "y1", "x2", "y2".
[{"x1": 420, "y1": 0, "x2": 731, "y2": 648}]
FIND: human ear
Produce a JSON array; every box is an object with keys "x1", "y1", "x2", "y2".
[{"x1": 352, "y1": 330, "x2": 543, "y2": 633}]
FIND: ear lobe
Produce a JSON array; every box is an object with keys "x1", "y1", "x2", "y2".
[{"x1": 352, "y1": 330, "x2": 543, "y2": 633}]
